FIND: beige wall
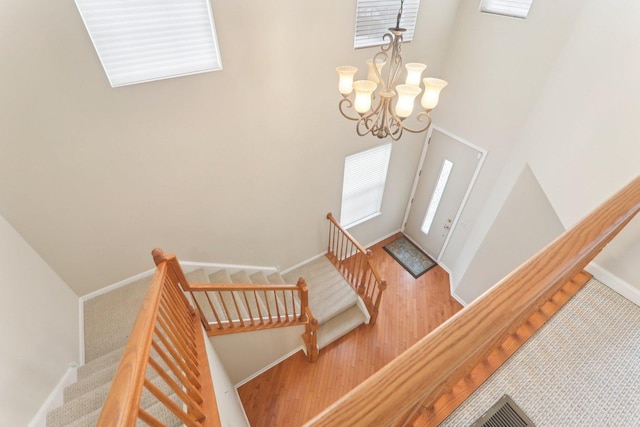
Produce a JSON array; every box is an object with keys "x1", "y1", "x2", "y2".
[
  {"x1": 0, "y1": 215, "x2": 79, "y2": 426},
  {"x1": 455, "y1": 165, "x2": 565, "y2": 303},
  {"x1": 442, "y1": 0, "x2": 640, "y2": 299},
  {"x1": 430, "y1": 0, "x2": 585, "y2": 287},
  {"x1": 0, "y1": 0, "x2": 460, "y2": 296}
]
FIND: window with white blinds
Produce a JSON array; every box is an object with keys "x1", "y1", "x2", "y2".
[
  {"x1": 340, "y1": 143, "x2": 392, "y2": 229},
  {"x1": 75, "y1": 0, "x2": 222, "y2": 87},
  {"x1": 480, "y1": 0, "x2": 534, "y2": 19},
  {"x1": 354, "y1": 0, "x2": 421, "y2": 49}
]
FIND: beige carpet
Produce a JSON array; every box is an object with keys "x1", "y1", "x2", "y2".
[{"x1": 441, "y1": 279, "x2": 640, "y2": 426}]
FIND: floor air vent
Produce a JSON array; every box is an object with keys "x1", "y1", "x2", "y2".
[{"x1": 471, "y1": 395, "x2": 535, "y2": 427}]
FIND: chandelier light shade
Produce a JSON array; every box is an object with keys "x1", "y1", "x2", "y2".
[{"x1": 337, "y1": 1, "x2": 448, "y2": 140}]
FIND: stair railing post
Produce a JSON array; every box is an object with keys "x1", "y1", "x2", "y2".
[{"x1": 298, "y1": 278, "x2": 309, "y2": 322}]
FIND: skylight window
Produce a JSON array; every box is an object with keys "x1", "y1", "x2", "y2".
[
  {"x1": 75, "y1": 0, "x2": 222, "y2": 87},
  {"x1": 480, "y1": 0, "x2": 534, "y2": 19},
  {"x1": 354, "y1": 0, "x2": 421, "y2": 49}
]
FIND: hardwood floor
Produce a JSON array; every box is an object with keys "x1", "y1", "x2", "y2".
[{"x1": 237, "y1": 233, "x2": 464, "y2": 426}]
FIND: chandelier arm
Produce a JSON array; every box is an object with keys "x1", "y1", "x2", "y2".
[
  {"x1": 338, "y1": 97, "x2": 360, "y2": 121},
  {"x1": 398, "y1": 111, "x2": 433, "y2": 134},
  {"x1": 388, "y1": 34, "x2": 404, "y2": 89},
  {"x1": 372, "y1": 50, "x2": 389, "y2": 91}
]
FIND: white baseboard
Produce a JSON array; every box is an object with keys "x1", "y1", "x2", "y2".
[
  {"x1": 586, "y1": 262, "x2": 640, "y2": 307},
  {"x1": 234, "y1": 346, "x2": 304, "y2": 388},
  {"x1": 180, "y1": 261, "x2": 279, "y2": 275},
  {"x1": 29, "y1": 364, "x2": 78, "y2": 427},
  {"x1": 363, "y1": 229, "x2": 402, "y2": 249},
  {"x1": 281, "y1": 252, "x2": 328, "y2": 275}
]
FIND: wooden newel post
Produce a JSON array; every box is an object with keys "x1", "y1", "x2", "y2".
[
  {"x1": 370, "y1": 279, "x2": 387, "y2": 326},
  {"x1": 298, "y1": 278, "x2": 309, "y2": 322},
  {"x1": 152, "y1": 248, "x2": 168, "y2": 266}
]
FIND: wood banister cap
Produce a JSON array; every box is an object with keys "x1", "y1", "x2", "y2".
[{"x1": 151, "y1": 248, "x2": 167, "y2": 265}]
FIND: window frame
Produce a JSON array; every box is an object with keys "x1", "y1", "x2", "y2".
[
  {"x1": 479, "y1": 0, "x2": 534, "y2": 19},
  {"x1": 75, "y1": 0, "x2": 223, "y2": 87},
  {"x1": 340, "y1": 142, "x2": 393, "y2": 229},
  {"x1": 354, "y1": 0, "x2": 421, "y2": 49}
]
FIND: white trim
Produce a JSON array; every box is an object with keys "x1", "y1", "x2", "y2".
[
  {"x1": 281, "y1": 252, "x2": 328, "y2": 275},
  {"x1": 362, "y1": 229, "x2": 403, "y2": 249},
  {"x1": 586, "y1": 262, "x2": 640, "y2": 307},
  {"x1": 78, "y1": 299, "x2": 85, "y2": 365},
  {"x1": 233, "y1": 346, "x2": 304, "y2": 388},
  {"x1": 402, "y1": 126, "x2": 487, "y2": 262},
  {"x1": 180, "y1": 261, "x2": 278, "y2": 274},
  {"x1": 28, "y1": 364, "x2": 78, "y2": 427},
  {"x1": 343, "y1": 212, "x2": 382, "y2": 230},
  {"x1": 356, "y1": 296, "x2": 372, "y2": 324},
  {"x1": 80, "y1": 267, "x2": 157, "y2": 302}
]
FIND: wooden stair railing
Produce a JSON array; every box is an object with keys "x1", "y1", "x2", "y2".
[
  {"x1": 326, "y1": 212, "x2": 388, "y2": 325},
  {"x1": 308, "y1": 176, "x2": 640, "y2": 426},
  {"x1": 184, "y1": 278, "x2": 319, "y2": 362},
  {"x1": 98, "y1": 249, "x2": 219, "y2": 427}
]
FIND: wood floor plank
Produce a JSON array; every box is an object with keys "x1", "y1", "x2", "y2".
[{"x1": 237, "y1": 233, "x2": 463, "y2": 427}]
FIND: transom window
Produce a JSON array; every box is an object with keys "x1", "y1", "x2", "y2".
[
  {"x1": 354, "y1": 0, "x2": 421, "y2": 49},
  {"x1": 480, "y1": 0, "x2": 534, "y2": 19}
]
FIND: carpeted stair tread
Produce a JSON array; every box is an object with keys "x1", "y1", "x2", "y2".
[
  {"x1": 284, "y1": 257, "x2": 359, "y2": 324},
  {"x1": 65, "y1": 348, "x2": 168, "y2": 404},
  {"x1": 186, "y1": 269, "x2": 223, "y2": 322},
  {"x1": 47, "y1": 366, "x2": 176, "y2": 426},
  {"x1": 77, "y1": 346, "x2": 125, "y2": 380},
  {"x1": 83, "y1": 276, "x2": 152, "y2": 362},
  {"x1": 209, "y1": 270, "x2": 249, "y2": 321},
  {"x1": 62, "y1": 391, "x2": 182, "y2": 427},
  {"x1": 267, "y1": 272, "x2": 286, "y2": 284},
  {"x1": 231, "y1": 270, "x2": 267, "y2": 320},
  {"x1": 317, "y1": 305, "x2": 367, "y2": 349},
  {"x1": 64, "y1": 361, "x2": 119, "y2": 403},
  {"x1": 251, "y1": 271, "x2": 292, "y2": 321}
]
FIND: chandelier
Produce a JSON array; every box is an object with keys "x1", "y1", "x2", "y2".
[{"x1": 336, "y1": 0, "x2": 447, "y2": 141}]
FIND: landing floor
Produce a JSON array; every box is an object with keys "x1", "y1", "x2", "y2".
[{"x1": 237, "y1": 233, "x2": 464, "y2": 426}]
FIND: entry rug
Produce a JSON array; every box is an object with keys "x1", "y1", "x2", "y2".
[{"x1": 383, "y1": 236, "x2": 436, "y2": 278}]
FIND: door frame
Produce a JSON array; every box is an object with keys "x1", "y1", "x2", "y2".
[{"x1": 401, "y1": 126, "x2": 487, "y2": 261}]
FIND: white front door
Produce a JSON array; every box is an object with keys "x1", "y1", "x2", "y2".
[{"x1": 404, "y1": 128, "x2": 485, "y2": 260}]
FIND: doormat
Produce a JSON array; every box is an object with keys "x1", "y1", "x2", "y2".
[{"x1": 383, "y1": 236, "x2": 437, "y2": 278}]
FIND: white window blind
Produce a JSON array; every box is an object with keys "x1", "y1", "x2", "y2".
[
  {"x1": 75, "y1": 0, "x2": 222, "y2": 87},
  {"x1": 340, "y1": 143, "x2": 392, "y2": 228},
  {"x1": 354, "y1": 0, "x2": 421, "y2": 49},
  {"x1": 480, "y1": 0, "x2": 534, "y2": 19}
]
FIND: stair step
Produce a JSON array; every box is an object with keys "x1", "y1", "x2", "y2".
[
  {"x1": 48, "y1": 364, "x2": 176, "y2": 426},
  {"x1": 231, "y1": 270, "x2": 268, "y2": 320},
  {"x1": 209, "y1": 270, "x2": 250, "y2": 321},
  {"x1": 267, "y1": 272, "x2": 286, "y2": 284},
  {"x1": 83, "y1": 276, "x2": 152, "y2": 363},
  {"x1": 77, "y1": 346, "x2": 124, "y2": 380},
  {"x1": 66, "y1": 348, "x2": 168, "y2": 404},
  {"x1": 284, "y1": 256, "x2": 358, "y2": 324},
  {"x1": 317, "y1": 304, "x2": 367, "y2": 349},
  {"x1": 186, "y1": 269, "x2": 226, "y2": 323}
]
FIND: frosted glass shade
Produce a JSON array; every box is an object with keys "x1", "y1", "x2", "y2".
[
  {"x1": 421, "y1": 78, "x2": 448, "y2": 110},
  {"x1": 395, "y1": 84, "x2": 422, "y2": 118},
  {"x1": 405, "y1": 63, "x2": 427, "y2": 86},
  {"x1": 353, "y1": 80, "x2": 377, "y2": 113},
  {"x1": 337, "y1": 66, "x2": 358, "y2": 95},
  {"x1": 366, "y1": 59, "x2": 386, "y2": 84}
]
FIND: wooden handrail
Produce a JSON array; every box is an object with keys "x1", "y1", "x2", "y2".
[
  {"x1": 326, "y1": 212, "x2": 387, "y2": 325},
  {"x1": 98, "y1": 250, "x2": 219, "y2": 426},
  {"x1": 309, "y1": 176, "x2": 640, "y2": 426},
  {"x1": 185, "y1": 272, "x2": 319, "y2": 361}
]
